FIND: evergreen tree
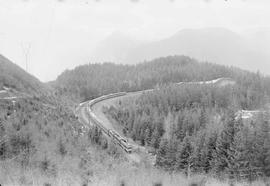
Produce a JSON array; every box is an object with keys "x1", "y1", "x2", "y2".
[
  {"x1": 212, "y1": 109, "x2": 238, "y2": 176},
  {"x1": 156, "y1": 138, "x2": 169, "y2": 168},
  {"x1": 192, "y1": 131, "x2": 207, "y2": 173},
  {"x1": 226, "y1": 133, "x2": 243, "y2": 179},
  {"x1": 175, "y1": 136, "x2": 193, "y2": 175},
  {"x1": 151, "y1": 126, "x2": 161, "y2": 149},
  {"x1": 255, "y1": 115, "x2": 270, "y2": 177},
  {"x1": 204, "y1": 132, "x2": 218, "y2": 173}
]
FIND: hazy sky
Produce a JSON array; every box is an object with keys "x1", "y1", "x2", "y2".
[{"x1": 0, "y1": 0, "x2": 270, "y2": 82}]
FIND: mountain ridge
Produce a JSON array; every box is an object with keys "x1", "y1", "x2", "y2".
[{"x1": 91, "y1": 27, "x2": 270, "y2": 75}]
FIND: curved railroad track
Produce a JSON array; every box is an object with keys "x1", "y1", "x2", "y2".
[{"x1": 76, "y1": 78, "x2": 236, "y2": 158}]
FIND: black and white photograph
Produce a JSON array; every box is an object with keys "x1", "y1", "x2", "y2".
[{"x1": 0, "y1": 0, "x2": 269, "y2": 185}]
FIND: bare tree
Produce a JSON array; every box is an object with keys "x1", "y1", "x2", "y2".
[{"x1": 21, "y1": 42, "x2": 31, "y2": 72}]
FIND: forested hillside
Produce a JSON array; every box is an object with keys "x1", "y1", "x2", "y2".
[
  {"x1": 0, "y1": 55, "x2": 48, "y2": 95},
  {"x1": 0, "y1": 55, "x2": 124, "y2": 185},
  {"x1": 0, "y1": 55, "x2": 79, "y2": 184},
  {"x1": 54, "y1": 55, "x2": 270, "y2": 181},
  {"x1": 106, "y1": 77, "x2": 270, "y2": 181},
  {"x1": 1, "y1": 54, "x2": 269, "y2": 184},
  {"x1": 53, "y1": 55, "x2": 270, "y2": 104},
  {"x1": 0, "y1": 93, "x2": 134, "y2": 185}
]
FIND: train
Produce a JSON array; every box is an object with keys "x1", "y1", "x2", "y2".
[
  {"x1": 87, "y1": 92, "x2": 132, "y2": 153},
  {"x1": 82, "y1": 78, "x2": 235, "y2": 155}
]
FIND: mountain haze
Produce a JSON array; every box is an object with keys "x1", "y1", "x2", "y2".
[
  {"x1": 247, "y1": 27, "x2": 270, "y2": 55},
  {"x1": 91, "y1": 28, "x2": 270, "y2": 74},
  {"x1": 91, "y1": 31, "x2": 143, "y2": 63}
]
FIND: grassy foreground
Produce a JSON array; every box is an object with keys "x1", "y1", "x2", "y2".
[{"x1": 0, "y1": 154, "x2": 268, "y2": 186}]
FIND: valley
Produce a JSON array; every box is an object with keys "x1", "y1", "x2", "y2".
[
  {"x1": 0, "y1": 55, "x2": 269, "y2": 186},
  {"x1": 0, "y1": 1, "x2": 269, "y2": 185}
]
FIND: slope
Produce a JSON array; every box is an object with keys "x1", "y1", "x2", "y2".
[{"x1": 0, "y1": 54, "x2": 47, "y2": 96}]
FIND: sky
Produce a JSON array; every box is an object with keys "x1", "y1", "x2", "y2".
[{"x1": 0, "y1": 0, "x2": 270, "y2": 82}]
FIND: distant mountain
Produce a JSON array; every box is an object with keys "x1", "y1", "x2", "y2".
[
  {"x1": 246, "y1": 27, "x2": 270, "y2": 56},
  {"x1": 91, "y1": 28, "x2": 270, "y2": 75},
  {"x1": 0, "y1": 54, "x2": 47, "y2": 95},
  {"x1": 90, "y1": 31, "x2": 143, "y2": 63}
]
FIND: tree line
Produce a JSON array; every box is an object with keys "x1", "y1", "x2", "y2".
[{"x1": 53, "y1": 55, "x2": 270, "y2": 104}]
